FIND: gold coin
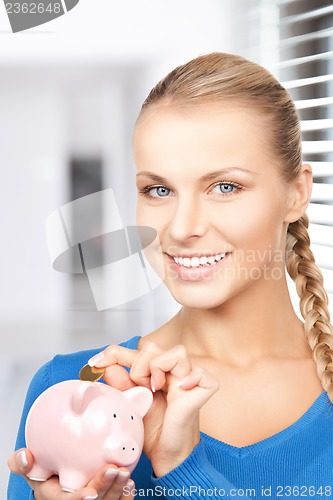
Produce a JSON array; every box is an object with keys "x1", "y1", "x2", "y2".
[{"x1": 79, "y1": 364, "x2": 105, "y2": 382}]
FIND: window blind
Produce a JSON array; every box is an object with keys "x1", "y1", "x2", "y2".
[{"x1": 277, "y1": 0, "x2": 333, "y2": 315}]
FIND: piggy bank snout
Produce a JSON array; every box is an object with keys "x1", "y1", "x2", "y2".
[{"x1": 105, "y1": 435, "x2": 140, "y2": 466}]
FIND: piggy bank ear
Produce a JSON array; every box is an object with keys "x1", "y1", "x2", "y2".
[
  {"x1": 71, "y1": 381, "x2": 103, "y2": 415},
  {"x1": 123, "y1": 386, "x2": 153, "y2": 417}
]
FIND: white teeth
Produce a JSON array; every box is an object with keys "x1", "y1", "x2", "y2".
[
  {"x1": 191, "y1": 257, "x2": 200, "y2": 267},
  {"x1": 173, "y1": 253, "x2": 227, "y2": 267}
]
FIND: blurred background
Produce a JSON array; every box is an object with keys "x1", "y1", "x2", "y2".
[{"x1": 1, "y1": 0, "x2": 332, "y2": 495}]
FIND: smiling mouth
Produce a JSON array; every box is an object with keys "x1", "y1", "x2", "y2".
[{"x1": 170, "y1": 253, "x2": 229, "y2": 268}]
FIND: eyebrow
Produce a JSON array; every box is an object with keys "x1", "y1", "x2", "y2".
[{"x1": 136, "y1": 167, "x2": 258, "y2": 184}]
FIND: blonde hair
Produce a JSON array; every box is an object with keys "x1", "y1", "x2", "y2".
[{"x1": 139, "y1": 52, "x2": 333, "y2": 401}]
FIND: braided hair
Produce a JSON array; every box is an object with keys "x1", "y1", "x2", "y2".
[{"x1": 287, "y1": 215, "x2": 333, "y2": 400}]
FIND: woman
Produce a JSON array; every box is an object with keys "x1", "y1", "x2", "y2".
[{"x1": 8, "y1": 53, "x2": 333, "y2": 500}]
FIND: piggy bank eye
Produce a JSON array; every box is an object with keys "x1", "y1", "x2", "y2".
[
  {"x1": 113, "y1": 413, "x2": 117, "y2": 418},
  {"x1": 131, "y1": 415, "x2": 134, "y2": 420}
]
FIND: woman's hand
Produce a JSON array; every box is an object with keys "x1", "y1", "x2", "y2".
[
  {"x1": 8, "y1": 448, "x2": 135, "y2": 499},
  {"x1": 89, "y1": 342, "x2": 219, "y2": 477}
]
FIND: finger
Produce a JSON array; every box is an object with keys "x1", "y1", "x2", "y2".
[
  {"x1": 85, "y1": 464, "x2": 119, "y2": 493},
  {"x1": 129, "y1": 342, "x2": 164, "y2": 389},
  {"x1": 178, "y1": 366, "x2": 220, "y2": 391},
  {"x1": 8, "y1": 450, "x2": 103, "y2": 500},
  {"x1": 149, "y1": 345, "x2": 192, "y2": 391},
  {"x1": 85, "y1": 464, "x2": 129, "y2": 496},
  {"x1": 7, "y1": 449, "x2": 43, "y2": 494},
  {"x1": 120, "y1": 479, "x2": 135, "y2": 499},
  {"x1": 102, "y1": 364, "x2": 136, "y2": 391},
  {"x1": 26, "y1": 475, "x2": 99, "y2": 500},
  {"x1": 88, "y1": 345, "x2": 137, "y2": 370},
  {"x1": 95, "y1": 468, "x2": 131, "y2": 499},
  {"x1": 176, "y1": 367, "x2": 220, "y2": 409},
  {"x1": 7, "y1": 448, "x2": 34, "y2": 475}
]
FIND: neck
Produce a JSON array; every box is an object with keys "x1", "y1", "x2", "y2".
[{"x1": 172, "y1": 275, "x2": 311, "y2": 367}]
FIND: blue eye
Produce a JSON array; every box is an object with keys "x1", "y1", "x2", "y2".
[
  {"x1": 211, "y1": 182, "x2": 241, "y2": 195},
  {"x1": 149, "y1": 186, "x2": 171, "y2": 197},
  {"x1": 219, "y1": 184, "x2": 234, "y2": 193}
]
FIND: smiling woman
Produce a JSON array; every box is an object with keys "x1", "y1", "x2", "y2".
[
  {"x1": 134, "y1": 105, "x2": 289, "y2": 301},
  {"x1": 8, "y1": 53, "x2": 333, "y2": 500}
]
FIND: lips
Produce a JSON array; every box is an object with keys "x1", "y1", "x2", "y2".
[{"x1": 166, "y1": 252, "x2": 231, "y2": 282}]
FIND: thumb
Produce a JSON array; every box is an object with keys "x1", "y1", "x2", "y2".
[{"x1": 8, "y1": 448, "x2": 34, "y2": 476}]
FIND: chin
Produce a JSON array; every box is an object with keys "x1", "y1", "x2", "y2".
[
  {"x1": 163, "y1": 270, "x2": 259, "y2": 310},
  {"x1": 165, "y1": 282, "x2": 231, "y2": 310}
]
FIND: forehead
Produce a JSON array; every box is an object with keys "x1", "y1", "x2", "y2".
[{"x1": 133, "y1": 104, "x2": 274, "y2": 175}]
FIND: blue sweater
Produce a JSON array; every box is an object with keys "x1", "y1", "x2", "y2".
[{"x1": 8, "y1": 336, "x2": 333, "y2": 499}]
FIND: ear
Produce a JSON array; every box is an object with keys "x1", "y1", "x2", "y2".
[
  {"x1": 71, "y1": 381, "x2": 103, "y2": 415},
  {"x1": 284, "y1": 163, "x2": 313, "y2": 223},
  {"x1": 123, "y1": 386, "x2": 153, "y2": 418}
]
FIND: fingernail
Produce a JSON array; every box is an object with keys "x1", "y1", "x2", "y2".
[
  {"x1": 17, "y1": 450, "x2": 28, "y2": 469},
  {"x1": 105, "y1": 467, "x2": 118, "y2": 480},
  {"x1": 126, "y1": 479, "x2": 135, "y2": 489},
  {"x1": 88, "y1": 353, "x2": 104, "y2": 367},
  {"x1": 117, "y1": 470, "x2": 130, "y2": 483},
  {"x1": 176, "y1": 379, "x2": 184, "y2": 387},
  {"x1": 150, "y1": 375, "x2": 156, "y2": 393},
  {"x1": 118, "y1": 470, "x2": 130, "y2": 478},
  {"x1": 84, "y1": 496, "x2": 98, "y2": 500}
]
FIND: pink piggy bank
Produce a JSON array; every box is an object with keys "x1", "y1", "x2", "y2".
[{"x1": 25, "y1": 380, "x2": 153, "y2": 492}]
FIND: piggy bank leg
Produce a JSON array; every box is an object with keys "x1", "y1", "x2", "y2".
[
  {"x1": 58, "y1": 469, "x2": 88, "y2": 492},
  {"x1": 27, "y1": 464, "x2": 53, "y2": 482}
]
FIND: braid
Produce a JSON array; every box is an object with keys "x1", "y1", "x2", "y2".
[{"x1": 286, "y1": 214, "x2": 333, "y2": 402}]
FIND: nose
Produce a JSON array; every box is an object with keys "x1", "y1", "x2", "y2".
[
  {"x1": 105, "y1": 435, "x2": 140, "y2": 466},
  {"x1": 168, "y1": 194, "x2": 207, "y2": 242}
]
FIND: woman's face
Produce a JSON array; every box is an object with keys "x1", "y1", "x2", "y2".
[{"x1": 133, "y1": 104, "x2": 292, "y2": 309}]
